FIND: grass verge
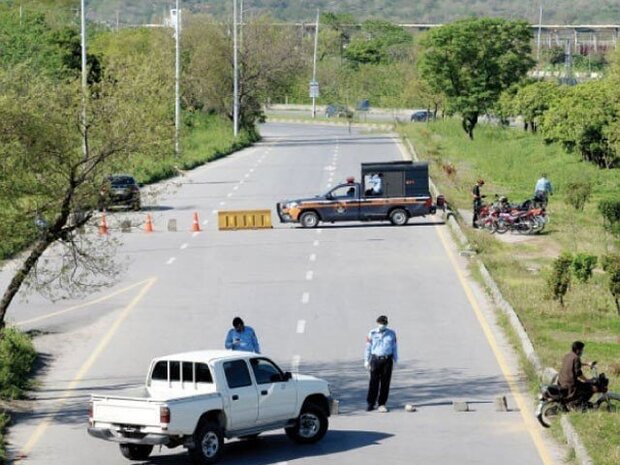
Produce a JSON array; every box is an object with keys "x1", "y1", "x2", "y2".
[
  {"x1": 399, "y1": 119, "x2": 620, "y2": 465},
  {"x1": 0, "y1": 327, "x2": 37, "y2": 461}
]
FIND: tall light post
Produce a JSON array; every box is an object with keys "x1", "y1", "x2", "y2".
[
  {"x1": 233, "y1": 0, "x2": 239, "y2": 137},
  {"x1": 80, "y1": 0, "x2": 88, "y2": 158},
  {"x1": 311, "y1": 9, "x2": 320, "y2": 119},
  {"x1": 175, "y1": 1, "x2": 181, "y2": 157}
]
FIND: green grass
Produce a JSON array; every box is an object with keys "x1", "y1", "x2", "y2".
[{"x1": 399, "y1": 119, "x2": 620, "y2": 465}]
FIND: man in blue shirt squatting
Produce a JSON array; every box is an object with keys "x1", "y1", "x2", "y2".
[
  {"x1": 225, "y1": 317, "x2": 261, "y2": 353},
  {"x1": 364, "y1": 315, "x2": 398, "y2": 412}
]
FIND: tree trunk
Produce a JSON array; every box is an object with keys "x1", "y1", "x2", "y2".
[
  {"x1": 0, "y1": 238, "x2": 52, "y2": 328},
  {"x1": 462, "y1": 114, "x2": 478, "y2": 140}
]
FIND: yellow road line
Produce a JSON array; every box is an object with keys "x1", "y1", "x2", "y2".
[
  {"x1": 434, "y1": 225, "x2": 555, "y2": 465},
  {"x1": 14, "y1": 278, "x2": 154, "y2": 327},
  {"x1": 16, "y1": 277, "x2": 158, "y2": 461}
]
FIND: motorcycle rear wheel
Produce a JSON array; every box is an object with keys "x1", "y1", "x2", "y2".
[
  {"x1": 596, "y1": 393, "x2": 620, "y2": 413},
  {"x1": 495, "y1": 220, "x2": 508, "y2": 234},
  {"x1": 537, "y1": 401, "x2": 563, "y2": 428}
]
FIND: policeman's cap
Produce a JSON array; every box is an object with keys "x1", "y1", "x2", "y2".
[{"x1": 376, "y1": 315, "x2": 388, "y2": 325}]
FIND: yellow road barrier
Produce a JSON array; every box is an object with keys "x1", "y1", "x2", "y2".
[{"x1": 218, "y1": 209, "x2": 273, "y2": 230}]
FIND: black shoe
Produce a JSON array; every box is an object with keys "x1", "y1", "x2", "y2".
[{"x1": 366, "y1": 404, "x2": 374, "y2": 411}]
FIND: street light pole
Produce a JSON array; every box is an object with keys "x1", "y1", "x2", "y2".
[
  {"x1": 80, "y1": 0, "x2": 88, "y2": 158},
  {"x1": 175, "y1": 0, "x2": 181, "y2": 157},
  {"x1": 311, "y1": 9, "x2": 320, "y2": 119},
  {"x1": 233, "y1": 0, "x2": 239, "y2": 137}
]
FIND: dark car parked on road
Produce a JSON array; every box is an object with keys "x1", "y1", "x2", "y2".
[
  {"x1": 98, "y1": 174, "x2": 141, "y2": 211},
  {"x1": 411, "y1": 110, "x2": 431, "y2": 122},
  {"x1": 325, "y1": 104, "x2": 353, "y2": 118}
]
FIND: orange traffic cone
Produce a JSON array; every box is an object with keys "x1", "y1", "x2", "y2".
[
  {"x1": 98, "y1": 213, "x2": 109, "y2": 236},
  {"x1": 191, "y1": 212, "x2": 202, "y2": 232},
  {"x1": 145, "y1": 214, "x2": 154, "y2": 233}
]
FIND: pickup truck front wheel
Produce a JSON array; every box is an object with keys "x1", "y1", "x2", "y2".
[
  {"x1": 300, "y1": 211, "x2": 320, "y2": 228},
  {"x1": 119, "y1": 444, "x2": 153, "y2": 461},
  {"x1": 189, "y1": 421, "x2": 223, "y2": 465},
  {"x1": 285, "y1": 404, "x2": 328, "y2": 444},
  {"x1": 389, "y1": 208, "x2": 409, "y2": 226}
]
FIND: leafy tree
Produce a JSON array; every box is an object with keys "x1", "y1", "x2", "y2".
[
  {"x1": 0, "y1": 48, "x2": 173, "y2": 326},
  {"x1": 183, "y1": 14, "x2": 305, "y2": 133},
  {"x1": 344, "y1": 19, "x2": 412, "y2": 65},
  {"x1": 509, "y1": 81, "x2": 562, "y2": 132},
  {"x1": 541, "y1": 80, "x2": 620, "y2": 168},
  {"x1": 419, "y1": 18, "x2": 534, "y2": 139}
]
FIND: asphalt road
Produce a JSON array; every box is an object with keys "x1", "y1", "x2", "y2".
[{"x1": 2, "y1": 122, "x2": 561, "y2": 465}]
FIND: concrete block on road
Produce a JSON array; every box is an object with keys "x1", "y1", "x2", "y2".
[
  {"x1": 404, "y1": 403, "x2": 417, "y2": 412},
  {"x1": 120, "y1": 220, "x2": 131, "y2": 233},
  {"x1": 167, "y1": 219, "x2": 177, "y2": 232},
  {"x1": 494, "y1": 395, "x2": 508, "y2": 412},
  {"x1": 453, "y1": 401, "x2": 469, "y2": 412}
]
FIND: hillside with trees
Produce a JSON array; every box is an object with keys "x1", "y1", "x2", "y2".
[{"x1": 82, "y1": 0, "x2": 620, "y2": 26}]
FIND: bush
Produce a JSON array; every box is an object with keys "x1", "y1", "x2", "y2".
[
  {"x1": 547, "y1": 252, "x2": 573, "y2": 306},
  {"x1": 598, "y1": 199, "x2": 620, "y2": 235},
  {"x1": 0, "y1": 328, "x2": 36, "y2": 400},
  {"x1": 602, "y1": 255, "x2": 620, "y2": 315},
  {"x1": 571, "y1": 253, "x2": 598, "y2": 283},
  {"x1": 564, "y1": 181, "x2": 592, "y2": 211}
]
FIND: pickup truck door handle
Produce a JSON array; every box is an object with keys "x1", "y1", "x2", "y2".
[
  {"x1": 232, "y1": 395, "x2": 239, "y2": 401},
  {"x1": 261, "y1": 390, "x2": 268, "y2": 396}
]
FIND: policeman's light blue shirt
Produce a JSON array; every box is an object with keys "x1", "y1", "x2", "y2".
[
  {"x1": 225, "y1": 326, "x2": 260, "y2": 353},
  {"x1": 364, "y1": 327, "x2": 398, "y2": 363},
  {"x1": 534, "y1": 177, "x2": 553, "y2": 194}
]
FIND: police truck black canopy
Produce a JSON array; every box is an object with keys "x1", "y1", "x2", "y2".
[{"x1": 361, "y1": 161, "x2": 429, "y2": 198}]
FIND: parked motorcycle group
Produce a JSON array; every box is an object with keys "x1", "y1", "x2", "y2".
[{"x1": 475, "y1": 195, "x2": 548, "y2": 234}]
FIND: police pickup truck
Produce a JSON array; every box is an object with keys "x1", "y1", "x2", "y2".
[
  {"x1": 88, "y1": 351, "x2": 333, "y2": 464},
  {"x1": 277, "y1": 161, "x2": 443, "y2": 228}
]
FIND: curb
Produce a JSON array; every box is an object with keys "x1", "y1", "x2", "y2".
[
  {"x1": 402, "y1": 136, "x2": 594, "y2": 465},
  {"x1": 265, "y1": 116, "x2": 394, "y2": 131}
]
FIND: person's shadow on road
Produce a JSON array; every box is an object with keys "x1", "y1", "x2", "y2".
[{"x1": 145, "y1": 429, "x2": 393, "y2": 465}]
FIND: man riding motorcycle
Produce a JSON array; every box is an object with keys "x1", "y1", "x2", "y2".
[{"x1": 558, "y1": 341, "x2": 594, "y2": 406}]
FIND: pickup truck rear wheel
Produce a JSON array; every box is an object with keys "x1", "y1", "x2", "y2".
[
  {"x1": 389, "y1": 208, "x2": 409, "y2": 226},
  {"x1": 119, "y1": 444, "x2": 153, "y2": 461},
  {"x1": 189, "y1": 421, "x2": 223, "y2": 465},
  {"x1": 285, "y1": 404, "x2": 328, "y2": 444},
  {"x1": 300, "y1": 211, "x2": 320, "y2": 228}
]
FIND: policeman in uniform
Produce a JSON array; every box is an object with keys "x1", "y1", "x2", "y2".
[
  {"x1": 364, "y1": 315, "x2": 398, "y2": 412},
  {"x1": 471, "y1": 178, "x2": 485, "y2": 228},
  {"x1": 225, "y1": 317, "x2": 261, "y2": 353}
]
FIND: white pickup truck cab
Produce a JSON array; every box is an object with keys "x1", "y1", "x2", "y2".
[{"x1": 88, "y1": 350, "x2": 333, "y2": 464}]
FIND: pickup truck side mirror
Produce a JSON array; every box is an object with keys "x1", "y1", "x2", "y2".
[
  {"x1": 325, "y1": 193, "x2": 333, "y2": 200},
  {"x1": 283, "y1": 371, "x2": 292, "y2": 381}
]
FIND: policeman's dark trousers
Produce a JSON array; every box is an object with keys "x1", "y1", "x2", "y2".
[{"x1": 367, "y1": 356, "x2": 393, "y2": 407}]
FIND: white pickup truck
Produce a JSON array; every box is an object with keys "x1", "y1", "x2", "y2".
[{"x1": 88, "y1": 350, "x2": 334, "y2": 464}]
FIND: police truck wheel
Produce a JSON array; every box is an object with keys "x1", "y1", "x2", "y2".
[
  {"x1": 189, "y1": 421, "x2": 223, "y2": 465},
  {"x1": 300, "y1": 211, "x2": 319, "y2": 228},
  {"x1": 285, "y1": 403, "x2": 328, "y2": 444},
  {"x1": 389, "y1": 209, "x2": 408, "y2": 226},
  {"x1": 119, "y1": 444, "x2": 153, "y2": 460}
]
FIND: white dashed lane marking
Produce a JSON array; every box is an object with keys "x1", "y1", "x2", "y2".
[
  {"x1": 316, "y1": 229, "x2": 322, "y2": 235},
  {"x1": 180, "y1": 243, "x2": 188, "y2": 250},
  {"x1": 233, "y1": 186, "x2": 239, "y2": 191},
  {"x1": 219, "y1": 201, "x2": 226, "y2": 206},
  {"x1": 313, "y1": 240, "x2": 319, "y2": 247},
  {"x1": 296, "y1": 320, "x2": 306, "y2": 334},
  {"x1": 244, "y1": 174, "x2": 250, "y2": 178},
  {"x1": 212, "y1": 210, "x2": 218, "y2": 214},
  {"x1": 227, "y1": 193, "x2": 232, "y2": 198},
  {"x1": 166, "y1": 257, "x2": 176, "y2": 265},
  {"x1": 192, "y1": 231, "x2": 200, "y2": 238},
  {"x1": 326, "y1": 183, "x2": 332, "y2": 188},
  {"x1": 301, "y1": 292, "x2": 310, "y2": 304},
  {"x1": 202, "y1": 219, "x2": 209, "y2": 225},
  {"x1": 306, "y1": 271, "x2": 314, "y2": 281},
  {"x1": 309, "y1": 253, "x2": 317, "y2": 262}
]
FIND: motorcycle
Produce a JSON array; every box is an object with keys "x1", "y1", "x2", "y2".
[
  {"x1": 535, "y1": 362, "x2": 620, "y2": 427},
  {"x1": 493, "y1": 196, "x2": 547, "y2": 235}
]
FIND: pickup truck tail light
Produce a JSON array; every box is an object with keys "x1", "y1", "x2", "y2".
[
  {"x1": 425, "y1": 197, "x2": 433, "y2": 208},
  {"x1": 160, "y1": 406, "x2": 171, "y2": 426}
]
